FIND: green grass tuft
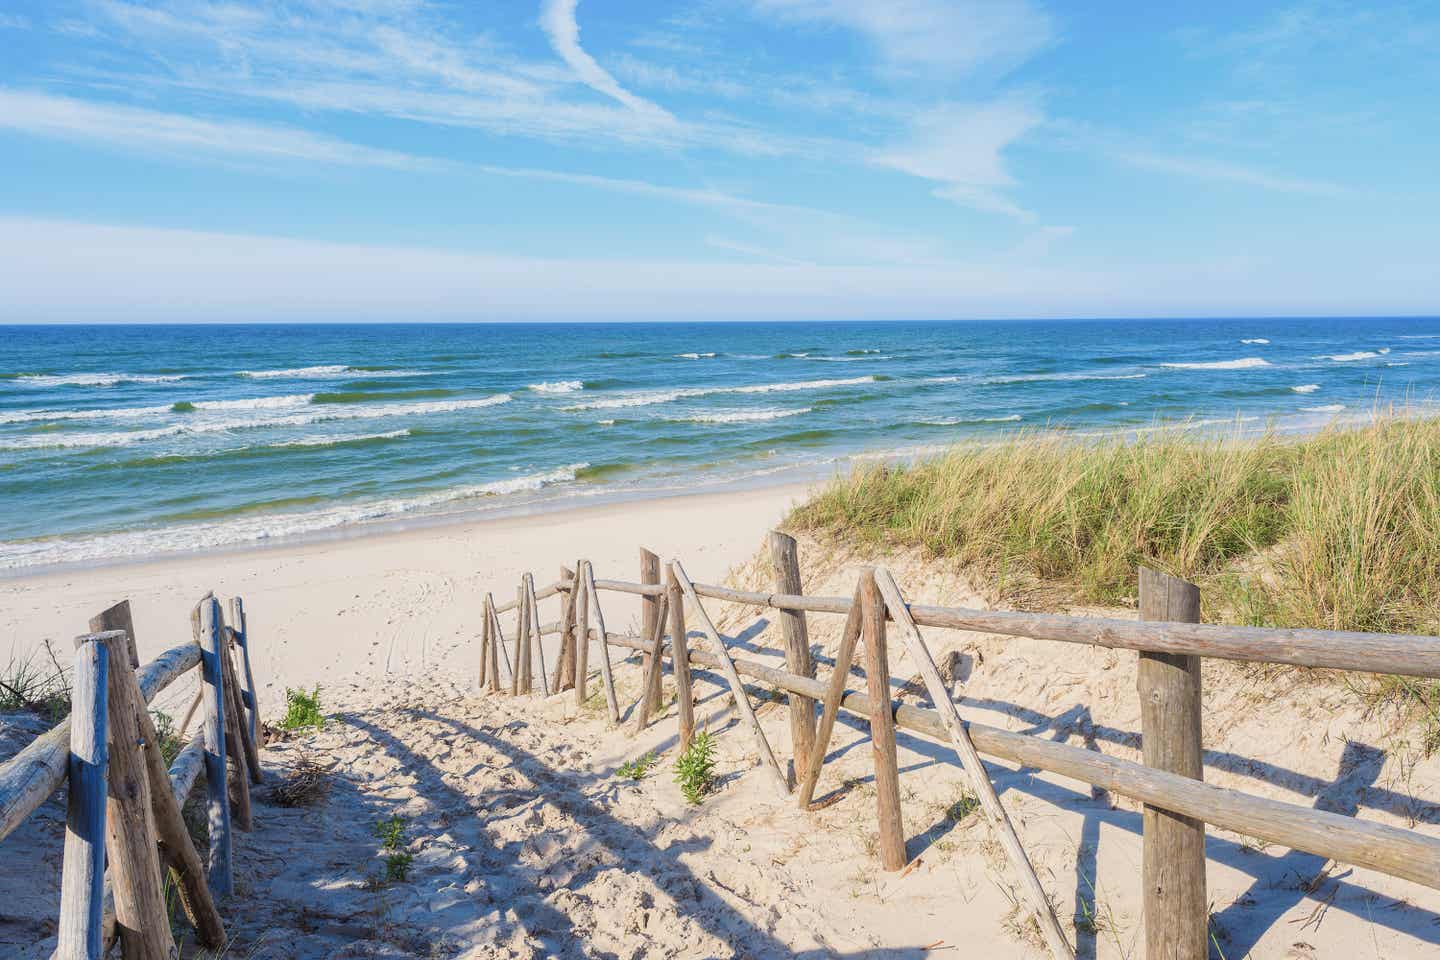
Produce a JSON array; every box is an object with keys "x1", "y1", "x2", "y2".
[
  {"x1": 617, "y1": 750, "x2": 659, "y2": 781},
  {"x1": 673, "y1": 730, "x2": 718, "y2": 805},
  {"x1": 278, "y1": 685, "x2": 324, "y2": 733}
]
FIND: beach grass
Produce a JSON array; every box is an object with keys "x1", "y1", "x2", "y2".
[{"x1": 791, "y1": 413, "x2": 1440, "y2": 637}]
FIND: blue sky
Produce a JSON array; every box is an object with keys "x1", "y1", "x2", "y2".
[{"x1": 0, "y1": 0, "x2": 1436, "y2": 321}]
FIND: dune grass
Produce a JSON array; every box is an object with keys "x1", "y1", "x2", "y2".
[{"x1": 791, "y1": 414, "x2": 1440, "y2": 637}]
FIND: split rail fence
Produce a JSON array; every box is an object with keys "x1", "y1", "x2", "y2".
[
  {"x1": 0, "y1": 594, "x2": 267, "y2": 959},
  {"x1": 481, "y1": 532, "x2": 1440, "y2": 960}
]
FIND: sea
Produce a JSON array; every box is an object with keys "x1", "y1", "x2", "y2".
[{"x1": 2, "y1": 317, "x2": 1436, "y2": 572}]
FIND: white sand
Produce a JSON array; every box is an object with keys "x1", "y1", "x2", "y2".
[{"x1": 5, "y1": 491, "x2": 1440, "y2": 957}]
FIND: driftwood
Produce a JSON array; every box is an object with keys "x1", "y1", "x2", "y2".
[
  {"x1": 875, "y1": 568, "x2": 1072, "y2": 960},
  {"x1": 670, "y1": 561, "x2": 789, "y2": 798}
]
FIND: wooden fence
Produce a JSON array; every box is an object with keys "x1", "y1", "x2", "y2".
[
  {"x1": 481, "y1": 532, "x2": 1440, "y2": 960},
  {"x1": 0, "y1": 594, "x2": 266, "y2": 959}
]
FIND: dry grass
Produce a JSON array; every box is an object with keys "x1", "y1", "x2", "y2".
[
  {"x1": 271, "y1": 754, "x2": 331, "y2": 807},
  {"x1": 792, "y1": 413, "x2": 1440, "y2": 636}
]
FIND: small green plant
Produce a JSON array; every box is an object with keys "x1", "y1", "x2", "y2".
[
  {"x1": 945, "y1": 791, "x2": 980, "y2": 823},
  {"x1": 279, "y1": 686, "x2": 324, "y2": 733},
  {"x1": 673, "y1": 730, "x2": 718, "y2": 805},
  {"x1": 375, "y1": 814, "x2": 406, "y2": 850},
  {"x1": 617, "y1": 750, "x2": 658, "y2": 781},
  {"x1": 384, "y1": 850, "x2": 414, "y2": 882},
  {"x1": 150, "y1": 709, "x2": 182, "y2": 765},
  {"x1": 374, "y1": 814, "x2": 414, "y2": 883}
]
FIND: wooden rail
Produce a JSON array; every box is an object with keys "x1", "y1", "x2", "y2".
[
  {"x1": 482, "y1": 534, "x2": 1440, "y2": 960},
  {"x1": 0, "y1": 592, "x2": 269, "y2": 958}
]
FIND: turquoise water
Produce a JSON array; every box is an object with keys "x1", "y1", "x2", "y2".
[{"x1": 2, "y1": 318, "x2": 1436, "y2": 570}]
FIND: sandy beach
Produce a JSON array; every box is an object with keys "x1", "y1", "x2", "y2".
[{"x1": 1, "y1": 481, "x2": 813, "y2": 719}]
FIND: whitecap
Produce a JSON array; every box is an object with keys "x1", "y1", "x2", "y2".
[
  {"x1": 990, "y1": 372, "x2": 1148, "y2": 383},
  {"x1": 1313, "y1": 351, "x2": 1378, "y2": 362},
  {"x1": 272, "y1": 429, "x2": 411, "y2": 448},
  {"x1": 672, "y1": 407, "x2": 810, "y2": 424},
  {"x1": 10, "y1": 372, "x2": 186, "y2": 387},
  {"x1": 675, "y1": 352, "x2": 717, "y2": 360},
  {"x1": 564, "y1": 376, "x2": 875, "y2": 411},
  {"x1": 239, "y1": 365, "x2": 428, "y2": 380},
  {"x1": 1290, "y1": 384, "x2": 1320, "y2": 393},
  {"x1": 529, "y1": 380, "x2": 583, "y2": 394},
  {"x1": 1240, "y1": 338, "x2": 1270, "y2": 345},
  {"x1": 1302, "y1": 404, "x2": 1346, "y2": 413},
  {"x1": 1160, "y1": 358, "x2": 1270, "y2": 370}
]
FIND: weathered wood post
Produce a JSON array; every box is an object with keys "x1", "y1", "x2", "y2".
[
  {"x1": 218, "y1": 625, "x2": 253, "y2": 832},
  {"x1": 478, "y1": 599, "x2": 490, "y2": 689},
  {"x1": 193, "y1": 599, "x2": 233, "y2": 897},
  {"x1": 511, "y1": 584, "x2": 525, "y2": 696},
  {"x1": 797, "y1": 581, "x2": 864, "y2": 808},
  {"x1": 95, "y1": 604, "x2": 226, "y2": 947},
  {"x1": 229, "y1": 598, "x2": 262, "y2": 748},
  {"x1": 556, "y1": 565, "x2": 577, "y2": 691},
  {"x1": 640, "y1": 547, "x2": 662, "y2": 712},
  {"x1": 574, "y1": 562, "x2": 591, "y2": 709},
  {"x1": 769, "y1": 531, "x2": 816, "y2": 787},
  {"x1": 665, "y1": 563, "x2": 695, "y2": 751},
  {"x1": 92, "y1": 629, "x2": 178, "y2": 958},
  {"x1": 57, "y1": 636, "x2": 108, "y2": 960},
  {"x1": 525, "y1": 573, "x2": 550, "y2": 696},
  {"x1": 859, "y1": 569, "x2": 906, "y2": 871},
  {"x1": 1138, "y1": 567, "x2": 1207, "y2": 960},
  {"x1": 582, "y1": 561, "x2": 621, "y2": 724},
  {"x1": 223, "y1": 629, "x2": 262, "y2": 786}
]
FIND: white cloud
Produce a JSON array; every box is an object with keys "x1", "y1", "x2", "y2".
[
  {"x1": 0, "y1": 89, "x2": 434, "y2": 170},
  {"x1": 539, "y1": 0, "x2": 671, "y2": 119},
  {"x1": 873, "y1": 100, "x2": 1042, "y2": 218},
  {"x1": 751, "y1": 0, "x2": 1053, "y2": 77},
  {"x1": 1112, "y1": 149, "x2": 1347, "y2": 197}
]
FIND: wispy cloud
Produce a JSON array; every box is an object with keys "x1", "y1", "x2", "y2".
[
  {"x1": 0, "y1": 89, "x2": 434, "y2": 170},
  {"x1": 1113, "y1": 150, "x2": 1348, "y2": 197},
  {"x1": 749, "y1": 0, "x2": 1054, "y2": 78},
  {"x1": 539, "y1": 0, "x2": 671, "y2": 119},
  {"x1": 0, "y1": 13, "x2": 31, "y2": 30},
  {"x1": 873, "y1": 100, "x2": 1042, "y2": 219}
]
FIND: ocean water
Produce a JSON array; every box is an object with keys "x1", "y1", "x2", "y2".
[{"x1": 2, "y1": 318, "x2": 1436, "y2": 571}]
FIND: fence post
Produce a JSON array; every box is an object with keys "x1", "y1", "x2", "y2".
[
  {"x1": 229, "y1": 598, "x2": 262, "y2": 749},
  {"x1": 219, "y1": 624, "x2": 254, "y2": 831},
  {"x1": 557, "y1": 565, "x2": 577, "y2": 691},
  {"x1": 769, "y1": 531, "x2": 816, "y2": 787},
  {"x1": 859, "y1": 569, "x2": 906, "y2": 871},
  {"x1": 193, "y1": 598, "x2": 233, "y2": 897},
  {"x1": 640, "y1": 547, "x2": 662, "y2": 711},
  {"x1": 665, "y1": 563, "x2": 694, "y2": 751},
  {"x1": 574, "y1": 562, "x2": 590, "y2": 709},
  {"x1": 57, "y1": 636, "x2": 108, "y2": 960},
  {"x1": 1138, "y1": 567, "x2": 1207, "y2": 960},
  {"x1": 478, "y1": 598, "x2": 490, "y2": 690},
  {"x1": 92, "y1": 629, "x2": 178, "y2": 958}
]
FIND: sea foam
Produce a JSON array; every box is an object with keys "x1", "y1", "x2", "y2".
[{"x1": 1161, "y1": 358, "x2": 1270, "y2": 370}]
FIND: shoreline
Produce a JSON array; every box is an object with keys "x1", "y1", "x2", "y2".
[{"x1": 1, "y1": 480, "x2": 813, "y2": 711}]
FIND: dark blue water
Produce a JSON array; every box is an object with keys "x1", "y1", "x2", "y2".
[{"x1": 2, "y1": 318, "x2": 1435, "y2": 569}]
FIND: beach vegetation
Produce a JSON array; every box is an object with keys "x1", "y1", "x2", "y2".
[
  {"x1": 0, "y1": 639, "x2": 70, "y2": 723},
  {"x1": 617, "y1": 750, "x2": 659, "y2": 781},
  {"x1": 374, "y1": 814, "x2": 414, "y2": 883},
  {"x1": 673, "y1": 730, "x2": 718, "y2": 805},
  {"x1": 792, "y1": 415, "x2": 1440, "y2": 635},
  {"x1": 272, "y1": 753, "x2": 331, "y2": 807},
  {"x1": 150, "y1": 709, "x2": 182, "y2": 765},
  {"x1": 279, "y1": 685, "x2": 325, "y2": 733}
]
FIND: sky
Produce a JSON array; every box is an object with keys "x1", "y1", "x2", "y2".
[{"x1": 0, "y1": 0, "x2": 1437, "y2": 322}]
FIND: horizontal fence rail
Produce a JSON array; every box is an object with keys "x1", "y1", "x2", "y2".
[{"x1": 481, "y1": 536, "x2": 1440, "y2": 960}]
